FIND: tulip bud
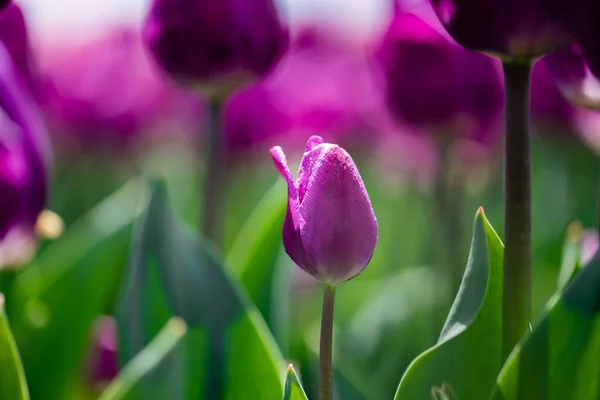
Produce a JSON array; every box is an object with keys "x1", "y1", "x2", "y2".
[
  {"x1": 430, "y1": 0, "x2": 594, "y2": 61},
  {"x1": 87, "y1": 316, "x2": 119, "y2": 386},
  {"x1": 270, "y1": 135, "x2": 378, "y2": 285},
  {"x1": 143, "y1": 0, "x2": 289, "y2": 94},
  {"x1": 0, "y1": 41, "x2": 49, "y2": 268}
]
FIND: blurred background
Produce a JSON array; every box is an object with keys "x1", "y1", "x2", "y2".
[{"x1": 1, "y1": 0, "x2": 599, "y2": 399}]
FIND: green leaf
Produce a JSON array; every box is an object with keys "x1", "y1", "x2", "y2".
[
  {"x1": 283, "y1": 365, "x2": 309, "y2": 400},
  {"x1": 395, "y1": 208, "x2": 504, "y2": 400},
  {"x1": 490, "y1": 249, "x2": 600, "y2": 400},
  {"x1": 117, "y1": 179, "x2": 285, "y2": 399},
  {"x1": 10, "y1": 180, "x2": 148, "y2": 400},
  {"x1": 0, "y1": 294, "x2": 29, "y2": 400},
  {"x1": 226, "y1": 180, "x2": 288, "y2": 348},
  {"x1": 99, "y1": 318, "x2": 187, "y2": 400}
]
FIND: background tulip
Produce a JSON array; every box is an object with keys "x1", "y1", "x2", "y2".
[
  {"x1": 271, "y1": 135, "x2": 378, "y2": 285},
  {"x1": 143, "y1": 0, "x2": 289, "y2": 92},
  {"x1": 375, "y1": 8, "x2": 502, "y2": 142},
  {"x1": 429, "y1": 0, "x2": 594, "y2": 61},
  {"x1": 0, "y1": 41, "x2": 48, "y2": 267},
  {"x1": 37, "y1": 28, "x2": 201, "y2": 155}
]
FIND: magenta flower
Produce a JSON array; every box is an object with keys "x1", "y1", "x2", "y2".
[
  {"x1": 376, "y1": 9, "x2": 502, "y2": 144},
  {"x1": 0, "y1": 3, "x2": 32, "y2": 85},
  {"x1": 37, "y1": 28, "x2": 201, "y2": 153},
  {"x1": 88, "y1": 316, "x2": 119, "y2": 385},
  {"x1": 0, "y1": 42, "x2": 49, "y2": 267},
  {"x1": 271, "y1": 135, "x2": 378, "y2": 285},
  {"x1": 530, "y1": 60, "x2": 576, "y2": 129},
  {"x1": 225, "y1": 26, "x2": 384, "y2": 158},
  {"x1": 544, "y1": 34, "x2": 600, "y2": 110},
  {"x1": 143, "y1": 0, "x2": 289, "y2": 90},
  {"x1": 430, "y1": 0, "x2": 594, "y2": 60}
]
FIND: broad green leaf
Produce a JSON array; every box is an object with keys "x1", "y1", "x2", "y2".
[
  {"x1": 10, "y1": 180, "x2": 148, "y2": 400},
  {"x1": 0, "y1": 294, "x2": 29, "y2": 400},
  {"x1": 116, "y1": 179, "x2": 285, "y2": 399},
  {"x1": 99, "y1": 318, "x2": 187, "y2": 400},
  {"x1": 226, "y1": 180, "x2": 288, "y2": 347},
  {"x1": 490, "y1": 249, "x2": 600, "y2": 400},
  {"x1": 395, "y1": 208, "x2": 504, "y2": 400},
  {"x1": 284, "y1": 365, "x2": 309, "y2": 400}
]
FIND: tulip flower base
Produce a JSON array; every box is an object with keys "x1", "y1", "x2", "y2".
[{"x1": 395, "y1": 208, "x2": 504, "y2": 400}]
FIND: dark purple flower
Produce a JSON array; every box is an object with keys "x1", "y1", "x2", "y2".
[
  {"x1": 430, "y1": 0, "x2": 594, "y2": 60},
  {"x1": 0, "y1": 3, "x2": 31, "y2": 84},
  {"x1": 544, "y1": 47, "x2": 600, "y2": 110},
  {"x1": 271, "y1": 135, "x2": 378, "y2": 285},
  {"x1": 37, "y1": 28, "x2": 202, "y2": 153},
  {"x1": 143, "y1": 0, "x2": 289, "y2": 91},
  {"x1": 376, "y1": 9, "x2": 503, "y2": 141},
  {"x1": 530, "y1": 60, "x2": 576, "y2": 128},
  {"x1": 0, "y1": 41, "x2": 49, "y2": 267},
  {"x1": 88, "y1": 316, "x2": 119, "y2": 385}
]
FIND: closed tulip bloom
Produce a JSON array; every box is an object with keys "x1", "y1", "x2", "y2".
[
  {"x1": 271, "y1": 135, "x2": 378, "y2": 285},
  {"x1": 430, "y1": 0, "x2": 593, "y2": 61},
  {"x1": 0, "y1": 42, "x2": 49, "y2": 267},
  {"x1": 143, "y1": 0, "x2": 289, "y2": 91}
]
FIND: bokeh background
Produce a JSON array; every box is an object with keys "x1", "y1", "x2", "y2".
[{"x1": 2, "y1": 0, "x2": 599, "y2": 398}]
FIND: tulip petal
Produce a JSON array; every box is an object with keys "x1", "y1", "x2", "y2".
[
  {"x1": 270, "y1": 146, "x2": 316, "y2": 275},
  {"x1": 297, "y1": 136, "x2": 327, "y2": 204},
  {"x1": 299, "y1": 145, "x2": 377, "y2": 284}
]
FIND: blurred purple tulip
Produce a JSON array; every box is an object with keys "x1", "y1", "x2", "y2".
[
  {"x1": 0, "y1": 3, "x2": 32, "y2": 84},
  {"x1": 37, "y1": 28, "x2": 202, "y2": 154},
  {"x1": 88, "y1": 316, "x2": 118, "y2": 385},
  {"x1": 429, "y1": 0, "x2": 594, "y2": 60},
  {"x1": 530, "y1": 60, "x2": 576, "y2": 130},
  {"x1": 376, "y1": 8, "x2": 503, "y2": 144},
  {"x1": 271, "y1": 135, "x2": 378, "y2": 285},
  {"x1": 143, "y1": 0, "x2": 289, "y2": 92},
  {"x1": 0, "y1": 42, "x2": 49, "y2": 267},
  {"x1": 225, "y1": 27, "x2": 385, "y2": 158}
]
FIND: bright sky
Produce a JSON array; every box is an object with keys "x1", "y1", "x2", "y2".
[{"x1": 19, "y1": 0, "x2": 391, "y2": 41}]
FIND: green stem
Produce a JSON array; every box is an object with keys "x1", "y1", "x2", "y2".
[
  {"x1": 201, "y1": 98, "x2": 226, "y2": 248},
  {"x1": 501, "y1": 61, "x2": 532, "y2": 360},
  {"x1": 319, "y1": 285, "x2": 336, "y2": 400}
]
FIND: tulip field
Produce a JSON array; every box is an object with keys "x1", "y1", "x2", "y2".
[{"x1": 1, "y1": 0, "x2": 600, "y2": 399}]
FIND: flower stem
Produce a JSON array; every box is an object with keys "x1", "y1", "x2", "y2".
[
  {"x1": 501, "y1": 61, "x2": 532, "y2": 360},
  {"x1": 201, "y1": 98, "x2": 226, "y2": 248},
  {"x1": 320, "y1": 285, "x2": 336, "y2": 400}
]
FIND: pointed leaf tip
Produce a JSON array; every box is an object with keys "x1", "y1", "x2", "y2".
[{"x1": 476, "y1": 206, "x2": 485, "y2": 217}]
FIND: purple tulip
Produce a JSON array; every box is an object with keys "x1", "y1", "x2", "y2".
[
  {"x1": 429, "y1": 0, "x2": 594, "y2": 60},
  {"x1": 88, "y1": 316, "x2": 119, "y2": 385},
  {"x1": 0, "y1": 3, "x2": 32, "y2": 85},
  {"x1": 0, "y1": 41, "x2": 49, "y2": 267},
  {"x1": 37, "y1": 28, "x2": 202, "y2": 153},
  {"x1": 271, "y1": 135, "x2": 378, "y2": 285},
  {"x1": 143, "y1": 0, "x2": 289, "y2": 91},
  {"x1": 544, "y1": 21, "x2": 600, "y2": 111},
  {"x1": 530, "y1": 60, "x2": 576, "y2": 129},
  {"x1": 375, "y1": 8, "x2": 503, "y2": 142}
]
